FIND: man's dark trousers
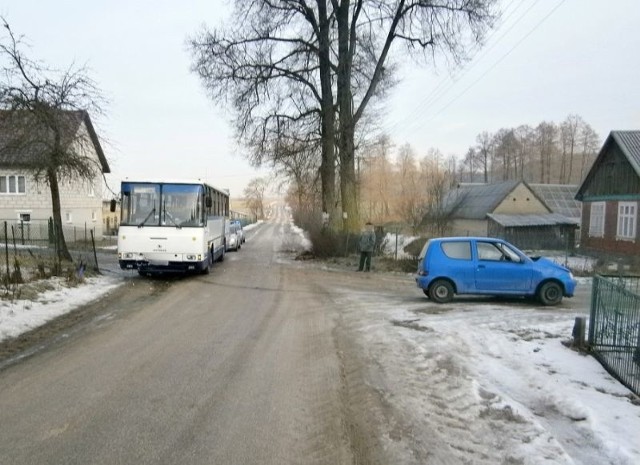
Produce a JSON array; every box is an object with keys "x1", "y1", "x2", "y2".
[{"x1": 358, "y1": 251, "x2": 372, "y2": 271}]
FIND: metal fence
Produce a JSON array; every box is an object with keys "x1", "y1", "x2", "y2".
[
  {"x1": 589, "y1": 275, "x2": 640, "y2": 396},
  {"x1": 0, "y1": 219, "x2": 116, "y2": 253},
  {"x1": 2, "y1": 219, "x2": 50, "y2": 247}
]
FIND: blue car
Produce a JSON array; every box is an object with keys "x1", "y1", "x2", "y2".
[{"x1": 415, "y1": 237, "x2": 577, "y2": 305}]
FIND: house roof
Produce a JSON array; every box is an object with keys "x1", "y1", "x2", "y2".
[
  {"x1": 612, "y1": 130, "x2": 640, "y2": 176},
  {"x1": 442, "y1": 180, "x2": 521, "y2": 220},
  {"x1": 576, "y1": 130, "x2": 640, "y2": 200},
  {"x1": 528, "y1": 184, "x2": 581, "y2": 220},
  {"x1": 487, "y1": 213, "x2": 579, "y2": 228},
  {"x1": 0, "y1": 110, "x2": 109, "y2": 173}
]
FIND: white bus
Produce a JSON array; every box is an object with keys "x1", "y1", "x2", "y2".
[{"x1": 116, "y1": 179, "x2": 229, "y2": 275}]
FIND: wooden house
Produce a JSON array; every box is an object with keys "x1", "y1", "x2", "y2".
[{"x1": 575, "y1": 130, "x2": 640, "y2": 257}]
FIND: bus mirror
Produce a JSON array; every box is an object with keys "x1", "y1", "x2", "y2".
[
  {"x1": 110, "y1": 199, "x2": 117, "y2": 212},
  {"x1": 205, "y1": 196, "x2": 212, "y2": 208}
]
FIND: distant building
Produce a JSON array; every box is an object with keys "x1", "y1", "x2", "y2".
[
  {"x1": 442, "y1": 180, "x2": 579, "y2": 250},
  {"x1": 102, "y1": 200, "x2": 119, "y2": 236}
]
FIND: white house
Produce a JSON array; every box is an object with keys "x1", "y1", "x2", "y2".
[{"x1": 0, "y1": 110, "x2": 110, "y2": 239}]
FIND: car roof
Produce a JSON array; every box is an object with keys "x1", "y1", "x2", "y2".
[{"x1": 431, "y1": 236, "x2": 505, "y2": 242}]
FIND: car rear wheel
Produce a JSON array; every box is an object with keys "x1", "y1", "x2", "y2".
[
  {"x1": 538, "y1": 281, "x2": 563, "y2": 306},
  {"x1": 429, "y1": 279, "x2": 454, "y2": 303}
]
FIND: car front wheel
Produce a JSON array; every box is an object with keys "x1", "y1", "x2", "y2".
[
  {"x1": 429, "y1": 279, "x2": 454, "y2": 303},
  {"x1": 538, "y1": 281, "x2": 563, "y2": 306}
]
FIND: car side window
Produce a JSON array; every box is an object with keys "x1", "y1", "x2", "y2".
[
  {"x1": 497, "y1": 243, "x2": 521, "y2": 262},
  {"x1": 441, "y1": 241, "x2": 471, "y2": 260},
  {"x1": 477, "y1": 242, "x2": 505, "y2": 261}
]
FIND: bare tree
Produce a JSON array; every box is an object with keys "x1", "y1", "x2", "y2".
[
  {"x1": 492, "y1": 129, "x2": 518, "y2": 181},
  {"x1": 191, "y1": 0, "x2": 498, "y2": 233},
  {"x1": 559, "y1": 114, "x2": 583, "y2": 183},
  {"x1": 578, "y1": 122, "x2": 600, "y2": 181},
  {"x1": 277, "y1": 139, "x2": 322, "y2": 215},
  {"x1": 535, "y1": 122, "x2": 557, "y2": 183},
  {"x1": 333, "y1": 0, "x2": 497, "y2": 231},
  {"x1": 395, "y1": 143, "x2": 425, "y2": 233},
  {"x1": 420, "y1": 149, "x2": 452, "y2": 235},
  {"x1": 475, "y1": 131, "x2": 493, "y2": 183},
  {"x1": 514, "y1": 124, "x2": 534, "y2": 181},
  {"x1": 0, "y1": 19, "x2": 107, "y2": 261},
  {"x1": 359, "y1": 135, "x2": 394, "y2": 222},
  {"x1": 243, "y1": 177, "x2": 269, "y2": 220},
  {"x1": 190, "y1": 1, "x2": 339, "y2": 227}
]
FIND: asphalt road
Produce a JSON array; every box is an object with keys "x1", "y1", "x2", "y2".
[{"x1": 0, "y1": 214, "x2": 376, "y2": 465}]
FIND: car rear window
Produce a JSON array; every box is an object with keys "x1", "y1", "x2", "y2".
[{"x1": 441, "y1": 241, "x2": 471, "y2": 260}]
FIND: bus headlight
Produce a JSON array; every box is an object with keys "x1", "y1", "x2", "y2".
[{"x1": 186, "y1": 254, "x2": 196, "y2": 260}]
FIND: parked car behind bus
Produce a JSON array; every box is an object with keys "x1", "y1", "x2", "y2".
[
  {"x1": 225, "y1": 220, "x2": 241, "y2": 252},
  {"x1": 232, "y1": 220, "x2": 245, "y2": 244}
]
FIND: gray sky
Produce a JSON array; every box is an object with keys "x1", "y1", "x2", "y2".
[{"x1": 1, "y1": 0, "x2": 638, "y2": 198}]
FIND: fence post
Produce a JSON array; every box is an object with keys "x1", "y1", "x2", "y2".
[
  {"x1": 90, "y1": 230, "x2": 99, "y2": 273},
  {"x1": 4, "y1": 221, "x2": 8, "y2": 280},
  {"x1": 572, "y1": 316, "x2": 587, "y2": 349},
  {"x1": 395, "y1": 228, "x2": 398, "y2": 260},
  {"x1": 588, "y1": 276, "x2": 599, "y2": 345}
]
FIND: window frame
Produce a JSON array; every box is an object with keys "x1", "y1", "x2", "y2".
[
  {"x1": 0, "y1": 175, "x2": 26, "y2": 195},
  {"x1": 588, "y1": 201, "x2": 605, "y2": 238},
  {"x1": 617, "y1": 201, "x2": 637, "y2": 240},
  {"x1": 17, "y1": 212, "x2": 31, "y2": 222}
]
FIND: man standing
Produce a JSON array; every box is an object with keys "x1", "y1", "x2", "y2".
[{"x1": 357, "y1": 222, "x2": 376, "y2": 272}]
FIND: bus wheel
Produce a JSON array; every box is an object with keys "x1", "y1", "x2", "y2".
[{"x1": 202, "y1": 252, "x2": 212, "y2": 275}]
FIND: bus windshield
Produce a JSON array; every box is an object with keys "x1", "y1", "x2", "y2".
[{"x1": 121, "y1": 182, "x2": 205, "y2": 227}]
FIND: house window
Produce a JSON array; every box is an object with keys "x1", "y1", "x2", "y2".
[
  {"x1": 617, "y1": 202, "x2": 637, "y2": 240},
  {"x1": 0, "y1": 175, "x2": 26, "y2": 194},
  {"x1": 91, "y1": 210, "x2": 97, "y2": 222},
  {"x1": 65, "y1": 212, "x2": 72, "y2": 224},
  {"x1": 589, "y1": 202, "x2": 605, "y2": 237},
  {"x1": 18, "y1": 212, "x2": 31, "y2": 222},
  {"x1": 88, "y1": 183, "x2": 95, "y2": 197}
]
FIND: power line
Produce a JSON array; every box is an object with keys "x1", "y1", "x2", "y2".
[
  {"x1": 382, "y1": 0, "x2": 567, "y2": 146},
  {"x1": 381, "y1": 0, "x2": 536, "y2": 135},
  {"x1": 423, "y1": 0, "x2": 567, "y2": 126}
]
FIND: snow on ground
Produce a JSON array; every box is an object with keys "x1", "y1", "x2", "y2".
[
  {"x1": 0, "y1": 276, "x2": 122, "y2": 342},
  {"x1": 334, "y1": 289, "x2": 640, "y2": 464},
  {"x1": 381, "y1": 232, "x2": 419, "y2": 259}
]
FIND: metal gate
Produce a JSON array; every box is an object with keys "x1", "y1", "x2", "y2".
[{"x1": 589, "y1": 275, "x2": 640, "y2": 396}]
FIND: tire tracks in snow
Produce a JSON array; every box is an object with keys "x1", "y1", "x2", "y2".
[{"x1": 332, "y1": 288, "x2": 577, "y2": 464}]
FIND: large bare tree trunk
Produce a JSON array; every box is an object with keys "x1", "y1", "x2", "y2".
[
  {"x1": 47, "y1": 168, "x2": 72, "y2": 261},
  {"x1": 336, "y1": 0, "x2": 360, "y2": 232},
  {"x1": 317, "y1": 0, "x2": 338, "y2": 228}
]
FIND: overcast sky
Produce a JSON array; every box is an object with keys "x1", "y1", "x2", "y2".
[{"x1": 0, "y1": 0, "x2": 638, "y2": 198}]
